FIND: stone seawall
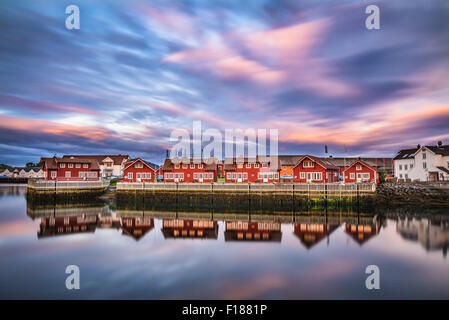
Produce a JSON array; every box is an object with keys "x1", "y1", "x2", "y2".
[{"x1": 376, "y1": 182, "x2": 449, "y2": 207}]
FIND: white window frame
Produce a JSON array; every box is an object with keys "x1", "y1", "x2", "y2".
[
  {"x1": 303, "y1": 161, "x2": 314, "y2": 168},
  {"x1": 68, "y1": 163, "x2": 73, "y2": 168},
  {"x1": 128, "y1": 173, "x2": 133, "y2": 179}
]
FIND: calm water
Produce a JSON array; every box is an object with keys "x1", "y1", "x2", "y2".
[{"x1": 0, "y1": 185, "x2": 448, "y2": 299}]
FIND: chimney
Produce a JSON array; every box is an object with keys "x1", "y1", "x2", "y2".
[
  {"x1": 438, "y1": 141, "x2": 443, "y2": 148},
  {"x1": 417, "y1": 144, "x2": 421, "y2": 149},
  {"x1": 166, "y1": 149, "x2": 169, "y2": 158}
]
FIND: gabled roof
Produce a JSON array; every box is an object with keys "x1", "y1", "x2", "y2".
[
  {"x1": 223, "y1": 156, "x2": 280, "y2": 171},
  {"x1": 124, "y1": 158, "x2": 158, "y2": 171},
  {"x1": 63, "y1": 154, "x2": 130, "y2": 165},
  {"x1": 279, "y1": 155, "x2": 304, "y2": 166},
  {"x1": 422, "y1": 145, "x2": 449, "y2": 156},
  {"x1": 342, "y1": 159, "x2": 377, "y2": 173},
  {"x1": 394, "y1": 148, "x2": 419, "y2": 160},
  {"x1": 40, "y1": 157, "x2": 59, "y2": 170},
  {"x1": 325, "y1": 157, "x2": 393, "y2": 169},
  {"x1": 41, "y1": 157, "x2": 100, "y2": 170},
  {"x1": 293, "y1": 155, "x2": 339, "y2": 170}
]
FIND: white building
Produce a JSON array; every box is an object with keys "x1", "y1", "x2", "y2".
[
  {"x1": 393, "y1": 147, "x2": 418, "y2": 180},
  {"x1": 0, "y1": 167, "x2": 44, "y2": 178},
  {"x1": 394, "y1": 143, "x2": 449, "y2": 181}
]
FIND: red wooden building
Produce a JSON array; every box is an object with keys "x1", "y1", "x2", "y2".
[
  {"x1": 292, "y1": 155, "x2": 339, "y2": 183},
  {"x1": 161, "y1": 219, "x2": 218, "y2": 239},
  {"x1": 123, "y1": 158, "x2": 157, "y2": 182},
  {"x1": 121, "y1": 216, "x2": 154, "y2": 241},
  {"x1": 343, "y1": 160, "x2": 378, "y2": 183},
  {"x1": 223, "y1": 156, "x2": 280, "y2": 183},
  {"x1": 160, "y1": 158, "x2": 218, "y2": 182},
  {"x1": 224, "y1": 220, "x2": 282, "y2": 242},
  {"x1": 41, "y1": 156, "x2": 100, "y2": 181}
]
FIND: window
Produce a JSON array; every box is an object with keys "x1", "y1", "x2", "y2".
[
  {"x1": 51, "y1": 171, "x2": 57, "y2": 178},
  {"x1": 198, "y1": 164, "x2": 204, "y2": 169},
  {"x1": 232, "y1": 173, "x2": 236, "y2": 179},
  {"x1": 175, "y1": 164, "x2": 180, "y2": 169},
  {"x1": 246, "y1": 163, "x2": 251, "y2": 168},
  {"x1": 404, "y1": 164, "x2": 408, "y2": 170},
  {"x1": 179, "y1": 173, "x2": 184, "y2": 180},
  {"x1": 106, "y1": 163, "x2": 112, "y2": 167},
  {"x1": 75, "y1": 163, "x2": 81, "y2": 168},
  {"x1": 422, "y1": 152, "x2": 426, "y2": 160},
  {"x1": 227, "y1": 173, "x2": 231, "y2": 179},
  {"x1": 262, "y1": 163, "x2": 268, "y2": 168},
  {"x1": 275, "y1": 173, "x2": 278, "y2": 179},
  {"x1": 65, "y1": 171, "x2": 71, "y2": 178},
  {"x1": 137, "y1": 173, "x2": 141, "y2": 179},
  {"x1": 399, "y1": 165, "x2": 402, "y2": 170},
  {"x1": 399, "y1": 174, "x2": 403, "y2": 178},
  {"x1": 422, "y1": 162, "x2": 427, "y2": 169},
  {"x1": 254, "y1": 163, "x2": 259, "y2": 168},
  {"x1": 60, "y1": 163, "x2": 66, "y2": 168},
  {"x1": 68, "y1": 163, "x2": 73, "y2": 168},
  {"x1": 405, "y1": 174, "x2": 408, "y2": 179},
  {"x1": 363, "y1": 173, "x2": 370, "y2": 179},
  {"x1": 350, "y1": 173, "x2": 355, "y2": 179},
  {"x1": 312, "y1": 172, "x2": 322, "y2": 180},
  {"x1": 182, "y1": 164, "x2": 187, "y2": 169},
  {"x1": 410, "y1": 164, "x2": 413, "y2": 169},
  {"x1": 300, "y1": 172, "x2": 305, "y2": 179},
  {"x1": 64, "y1": 217, "x2": 70, "y2": 225},
  {"x1": 194, "y1": 173, "x2": 198, "y2": 179},
  {"x1": 237, "y1": 164, "x2": 243, "y2": 168},
  {"x1": 303, "y1": 160, "x2": 314, "y2": 168},
  {"x1": 83, "y1": 164, "x2": 88, "y2": 168},
  {"x1": 128, "y1": 173, "x2": 133, "y2": 179},
  {"x1": 135, "y1": 162, "x2": 143, "y2": 168},
  {"x1": 283, "y1": 166, "x2": 287, "y2": 170},
  {"x1": 190, "y1": 164, "x2": 195, "y2": 169},
  {"x1": 165, "y1": 173, "x2": 169, "y2": 179},
  {"x1": 243, "y1": 172, "x2": 247, "y2": 180},
  {"x1": 356, "y1": 165, "x2": 362, "y2": 170}
]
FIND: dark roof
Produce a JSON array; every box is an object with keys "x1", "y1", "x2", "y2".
[
  {"x1": 41, "y1": 157, "x2": 100, "y2": 170},
  {"x1": 279, "y1": 155, "x2": 304, "y2": 166},
  {"x1": 437, "y1": 166, "x2": 449, "y2": 174},
  {"x1": 223, "y1": 156, "x2": 280, "y2": 171},
  {"x1": 325, "y1": 157, "x2": 393, "y2": 169},
  {"x1": 394, "y1": 148, "x2": 419, "y2": 160},
  {"x1": 63, "y1": 155, "x2": 130, "y2": 165},
  {"x1": 160, "y1": 158, "x2": 218, "y2": 172},
  {"x1": 424, "y1": 145, "x2": 449, "y2": 156}
]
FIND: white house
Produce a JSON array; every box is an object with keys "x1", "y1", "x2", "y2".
[
  {"x1": 62, "y1": 155, "x2": 130, "y2": 178},
  {"x1": 394, "y1": 142, "x2": 449, "y2": 181},
  {"x1": 0, "y1": 167, "x2": 44, "y2": 178},
  {"x1": 393, "y1": 147, "x2": 418, "y2": 180}
]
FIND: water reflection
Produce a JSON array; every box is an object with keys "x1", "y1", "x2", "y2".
[
  {"x1": 397, "y1": 217, "x2": 449, "y2": 257},
  {"x1": 3, "y1": 185, "x2": 449, "y2": 299}
]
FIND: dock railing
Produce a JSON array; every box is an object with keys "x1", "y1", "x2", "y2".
[
  {"x1": 117, "y1": 182, "x2": 376, "y2": 196},
  {"x1": 28, "y1": 179, "x2": 109, "y2": 190}
]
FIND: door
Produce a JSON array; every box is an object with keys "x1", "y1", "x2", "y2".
[
  {"x1": 357, "y1": 173, "x2": 362, "y2": 183},
  {"x1": 199, "y1": 173, "x2": 203, "y2": 183},
  {"x1": 137, "y1": 173, "x2": 141, "y2": 182},
  {"x1": 263, "y1": 173, "x2": 268, "y2": 183},
  {"x1": 307, "y1": 172, "x2": 312, "y2": 183},
  {"x1": 237, "y1": 173, "x2": 242, "y2": 183}
]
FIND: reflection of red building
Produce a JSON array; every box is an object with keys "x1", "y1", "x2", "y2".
[
  {"x1": 343, "y1": 160, "x2": 378, "y2": 184},
  {"x1": 41, "y1": 156, "x2": 100, "y2": 181},
  {"x1": 224, "y1": 157, "x2": 280, "y2": 183},
  {"x1": 224, "y1": 221, "x2": 282, "y2": 241},
  {"x1": 161, "y1": 158, "x2": 218, "y2": 182},
  {"x1": 161, "y1": 219, "x2": 218, "y2": 239},
  {"x1": 345, "y1": 217, "x2": 382, "y2": 245},
  {"x1": 121, "y1": 216, "x2": 154, "y2": 240},
  {"x1": 38, "y1": 214, "x2": 97, "y2": 238},
  {"x1": 294, "y1": 223, "x2": 340, "y2": 249},
  {"x1": 292, "y1": 155, "x2": 339, "y2": 183}
]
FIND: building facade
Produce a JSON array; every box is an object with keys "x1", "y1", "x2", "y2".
[
  {"x1": 63, "y1": 154, "x2": 130, "y2": 178},
  {"x1": 292, "y1": 155, "x2": 339, "y2": 183},
  {"x1": 161, "y1": 158, "x2": 218, "y2": 182},
  {"x1": 41, "y1": 156, "x2": 100, "y2": 181},
  {"x1": 393, "y1": 147, "x2": 418, "y2": 180},
  {"x1": 343, "y1": 160, "x2": 378, "y2": 183},
  {"x1": 122, "y1": 158, "x2": 157, "y2": 182},
  {"x1": 224, "y1": 156, "x2": 280, "y2": 183}
]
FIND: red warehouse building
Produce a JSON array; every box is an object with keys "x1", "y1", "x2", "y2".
[
  {"x1": 41, "y1": 156, "x2": 100, "y2": 181},
  {"x1": 224, "y1": 220, "x2": 282, "y2": 242},
  {"x1": 161, "y1": 158, "x2": 218, "y2": 182},
  {"x1": 292, "y1": 155, "x2": 339, "y2": 183},
  {"x1": 123, "y1": 158, "x2": 158, "y2": 182},
  {"x1": 224, "y1": 156, "x2": 280, "y2": 183},
  {"x1": 343, "y1": 160, "x2": 378, "y2": 183}
]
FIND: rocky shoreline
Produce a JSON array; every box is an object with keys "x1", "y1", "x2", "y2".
[{"x1": 376, "y1": 182, "x2": 449, "y2": 208}]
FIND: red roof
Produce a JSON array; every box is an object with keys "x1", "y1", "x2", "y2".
[
  {"x1": 63, "y1": 154, "x2": 129, "y2": 165},
  {"x1": 342, "y1": 159, "x2": 377, "y2": 173}
]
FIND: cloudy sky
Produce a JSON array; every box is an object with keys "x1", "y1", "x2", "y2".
[{"x1": 1, "y1": 0, "x2": 448, "y2": 165}]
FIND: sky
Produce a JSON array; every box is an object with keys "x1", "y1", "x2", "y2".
[{"x1": 1, "y1": 0, "x2": 449, "y2": 166}]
